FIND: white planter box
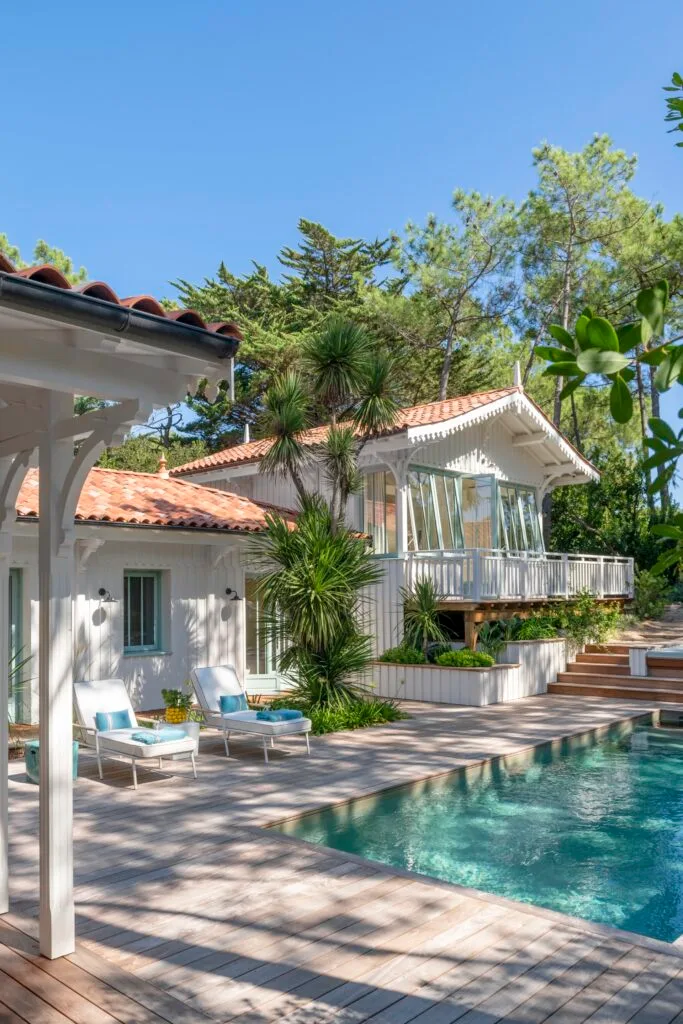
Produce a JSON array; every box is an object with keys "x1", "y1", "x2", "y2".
[{"x1": 369, "y1": 638, "x2": 567, "y2": 707}]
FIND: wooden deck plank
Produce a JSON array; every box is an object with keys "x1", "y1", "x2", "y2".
[{"x1": 8, "y1": 695, "x2": 683, "y2": 1024}]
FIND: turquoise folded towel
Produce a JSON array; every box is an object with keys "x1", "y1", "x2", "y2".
[
  {"x1": 131, "y1": 728, "x2": 186, "y2": 744},
  {"x1": 256, "y1": 709, "x2": 303, "y2": 722}
]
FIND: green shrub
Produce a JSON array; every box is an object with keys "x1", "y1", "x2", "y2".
[
  {"x1": 477, "y1": 622, "x2": 507, "y2": 660},
  {"x1": 379, "y1": 644, "x2": 427, "y2": 665},
  {"x1": 561, "y1": 590, "x2": 621, "y2": 648},
  {"x1": 512, "y1": 618, "x2": 558, "y2": 641},
  {"x1": 436, "y1": 648, "x2": 495, "y2": 668},
  {"x1": 269, "y1": 696, "x2": 407, "y2": 735},
  {"x1": 633, "y1": 569, "x2": 671, "y2": 620}
]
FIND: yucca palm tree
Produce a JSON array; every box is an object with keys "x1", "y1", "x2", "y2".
[
  {"x1": 400, "y1": 577, "x2": 447, "y2": 659},
  {"x1": 252, "y1": 497, "x2": 383, "y2": 704},
  {"x1": 302, "y1": 318, "x2": 371, "y2": 424},
  {"x1": 259, "y1": 371, "x2": 310, "y2": 503}
]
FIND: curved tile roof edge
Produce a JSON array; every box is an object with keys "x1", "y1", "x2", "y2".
[
  {"x1": 0, "y1": 255, "x2": 243, "y2": 341},
  {"x1": 15, "y1": 465, "x2": 294, "y2": 534}
]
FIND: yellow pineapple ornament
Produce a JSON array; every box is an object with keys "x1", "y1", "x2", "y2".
[{"x1": 161, "y1": 687, "x2": 192, "y2": 725}]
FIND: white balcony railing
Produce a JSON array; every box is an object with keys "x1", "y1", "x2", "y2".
[{"x1": 401, "y1": 549, "x2": 634, "y2": 602}]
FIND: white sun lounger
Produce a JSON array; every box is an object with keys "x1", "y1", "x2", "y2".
[
  {"x1": 74, "y1": 678, "x2": 198, "y2": 789},
  {"x1": 190, "y1": 665, "x2": 311, "y2": 764}
]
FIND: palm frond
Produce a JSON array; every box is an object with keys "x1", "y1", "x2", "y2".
[
  {"x1": 303, "y1": 318, "x2": 372, "y2": 414},
  {"x1": 353, "y1": 351, "x2": 401, "y2": 437}
]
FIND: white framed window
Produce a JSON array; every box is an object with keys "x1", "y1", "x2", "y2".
[
  {"x1": 498, "y1": 484, "x2": 543, "y2": 553},
  {"x1": 245, "y1": 576, "x2": 280, "y2": 675},
  {"x1": 362, "y1": 470, "x2": 397, "y2": 554},
  {"x1": 123, "y1": 571, "x2": 163, "y2": 653},
  {"x1": 407, "y1": 467, "x2": 466, "y2": 552}
]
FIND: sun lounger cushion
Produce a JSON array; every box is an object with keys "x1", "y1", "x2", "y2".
[
  {"x1": 219, "y1": 693, "x2": 248, "y2": 713},
  {"x1": 219, "y1": 709, "x2": 311, "y2": 736},
  {"x1": 256, "y1": 709, "x2": 303, "y2": 722},
  {"x1": 96, "y1": 728, "x2": 196, "y2": 758},
  {"x1": 131, "y1": 728, "x2": 187, "y2": 744},
  {"x1": 95, "y1": 709, "x2": 132, "y2": 732}
]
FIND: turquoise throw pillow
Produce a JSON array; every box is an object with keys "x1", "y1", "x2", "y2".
[
  {"x1": 95, "y1": 709, "x2": 132, "y2": 732},
  {"x1": 219, "y1": 693, "x2": 248, "y2": 713}
]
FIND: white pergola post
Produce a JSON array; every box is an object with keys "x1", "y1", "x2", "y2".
[{"x1": 38, "y1": 392, "x2": 77, "y2": 958}]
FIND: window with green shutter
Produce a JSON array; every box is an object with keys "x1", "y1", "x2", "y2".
[{"x1": 123, "y1": 571, "x2": 162, "y2": 653}]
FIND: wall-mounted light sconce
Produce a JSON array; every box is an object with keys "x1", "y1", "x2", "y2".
[
  {"x1": 97, "y1": 587, "x2": 117, "y2": 603},
  {"x1": 225, "y1": 587, "x2": 241, "y2": 601}
]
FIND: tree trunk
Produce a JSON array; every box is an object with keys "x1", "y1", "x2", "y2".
[
  {"x1": 438, "y1": 325, "x2": 456, "y2": 400},
  {"x1": 649, "y1": 363, "x2": 670, "y2": 513},
  {"x1": 553, "y1": 249, "x2": 573, "y2": 428},
  {"x1": 636, "y1": 352, "x2": 656, "y2": 514},
  {"x1": 570, "y1": 393, "x2": 582, "y2": 451}
]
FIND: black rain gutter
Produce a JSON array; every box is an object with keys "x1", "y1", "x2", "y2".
[{"x1": 0, "y1": 273, "x2": 239, "y2": 363}]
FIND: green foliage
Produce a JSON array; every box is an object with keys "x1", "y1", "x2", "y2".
[
  {"x1": 400, "y1": 577, "x2": 447, "y2": 658},
  {"x1": 632, "y1": 570, "x2": 672, "y2": 620},
  {"x1": 269, "y1": 696, "x2": 406, "y2": 735},
  {"x1": 664, "y1": 72, "x2": 683, "y2": 147},
  {"x1": 476, "y1": 621, "x2": 508, "y2": 659},
  {"x1": 160, "y1": 688, "x2": 193, "y2": 711},
  {"x1": 98, "y1": 435, "x2": 208, "y2": 473},
  {"x1": 558, "y1": 591, "x2": 621, "y2": 648},
  {"x1": 512, "y1": 618, "x2": 558, "y2": 641},
  {"x1": 436, "y1": 648, "x2": 495, "y2": 668},
  {"x1": 378, "y1": 644, "x2": 427, "y2": 665},
  {"x1": 252, "y1": 496, "x2": 383, "y2": 705},
  {"x1": 541, "y1": 273, "x2": 683, "y2": 574},
  {"x1": 549, "y1": 443, "x2": 670, "y2": 569}
]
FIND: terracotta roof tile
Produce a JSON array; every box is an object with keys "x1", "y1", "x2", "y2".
[
  {"x1": 16, "y1": 467, "x2": 292, "y2": 533},
  {"x1": 171, "y1": 387, "x2": 520, "y2": 476},
  {"x1": 0, "y1": 256, "x2": 243, "y2": 341}
]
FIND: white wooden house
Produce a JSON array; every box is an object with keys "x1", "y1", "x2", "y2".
[{"x1": 172, "y1": 381, "x2": 634, "y2": 655}]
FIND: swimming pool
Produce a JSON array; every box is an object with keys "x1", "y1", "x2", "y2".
[{"x1": 272, "y1": 717, "x2": 683, "y2": 942}]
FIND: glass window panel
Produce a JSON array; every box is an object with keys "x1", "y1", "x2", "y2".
[
  {"x1": 499, "y1": 484, "x2": 523, "y2": 551},
  {"x1": 461, "y1": 477, "x2": 493, "y2": 549},
  {"x1": 362, "y1": 471, "x2": 397, "y2": 555},
  {"x1": 434, "y1": 474, "x2": 454, "y2": 549},
  {"x1": 519, "y1": 488, "x2": 543, "y2": 552},
  {"x1": 127, "y1": 576, "x2": 142, "y2": 648},
  {"x1": 124, "y1": 572, "x2": 161, "y2": 652},
  {"x1": 142, "y1": 576, "x2": 156, "y2": 647},
  {"x1": 245, "y1": 577, "x2": 263, "y2": 674}
]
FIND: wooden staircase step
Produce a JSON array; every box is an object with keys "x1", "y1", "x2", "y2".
[
  {"x1": 549, "y1": 680, "x2": 683, "y2": 703},
  {"x1": 557, "y1": 671, "x2": 683, "y2": 690},
  {"x1": 575, "y1": 652, "x2": 629, "y2": 666},
  {"x1": 585, "y1": 643, "x2": 632, "y2": 655},
  {"x1": 566, "y1": 662, "x2": 630, "y2": 676}
]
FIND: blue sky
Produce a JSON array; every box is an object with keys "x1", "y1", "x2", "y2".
[{"x1": 1, "y1": 0, "x2": 682, "y2": 442}]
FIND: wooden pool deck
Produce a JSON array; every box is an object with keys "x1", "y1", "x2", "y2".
[{"x1": 6, "y1": 694, "x2": 683, "y2": 1023}]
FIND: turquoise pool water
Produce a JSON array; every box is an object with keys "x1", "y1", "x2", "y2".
[{"x1": 273, "y1": 720, "x2": 683, "y2": 942}]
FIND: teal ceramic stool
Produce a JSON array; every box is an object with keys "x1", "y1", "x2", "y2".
[{"x1": 24, "y1": 740, "x2": 79, "y2": 784}]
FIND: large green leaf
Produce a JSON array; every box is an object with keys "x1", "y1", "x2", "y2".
[
  {"x1": 547, "y1": 324, "x2": 575, "y2": 351},
  {"x1": 648, "y1": 417, "x2": 678, "y2": 444},
  {"x1": 543, "y1": 361, "x2": 579, "y2": 376},
  {"x1": 636, "y1": 280, "x2": 669, "y2": 335},
  {"x1": 536, "y1": 345, "x2": 574, "y2": 362},
  {"x1": 651, "y1": 524, "x2": 683, "y2": 540},
  {"x1": 559, "y1": 376, "x2": 585, "y2": 401},
  {"x1": 609, "y1": 376, "x2": 633, "y2": 423},
  {"x1": 617, "y1": 319, "x2": 652, "y2": 353},
  {"x1": 575, "y1": 314, "x2": 590, "y2": 350},
  {"x1": 585, "y1": 317, "x2": 619, "y2": 351},
  {"x1": 576, "y1": 350, "x2": 630, "y2": 375},
  {"x1": 654, "y1": 346, "x2": 683, "y2": 391}
]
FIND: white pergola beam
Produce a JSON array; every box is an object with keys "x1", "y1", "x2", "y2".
[{"x1": 0, "y1": 331, "x2": 194, "y2": 407}]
